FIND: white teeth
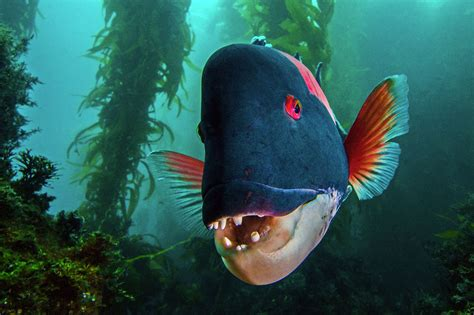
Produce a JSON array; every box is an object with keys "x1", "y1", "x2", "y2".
[
  {"x1": 233, "y1": 216, "x2": 243, "y2": 226},
  {"x1": 207, "y1": 224, "x2": 213, "y2": 230},
  {"x1": 251, "y1": 231, "x2": 260, "y2": 242},
  {"x1": 223, "y1": 236, "x2": 232, "y2": 248},
  {"x1": 236, "y1": 244, "x2": 248, "y2": 251},
  {"x1": 261, "y1": 225, "x2": 271, "y2": 236},
  {"x1": 219, "y1": 218, "x2": 227, "y2": 230},
  {"x1": 212, "y1": 222, "x2": 219, "y2": 230}
]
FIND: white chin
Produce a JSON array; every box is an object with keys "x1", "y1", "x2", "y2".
[{"x1": 215, "y1": 191, "x2": 341, "y2": 285}]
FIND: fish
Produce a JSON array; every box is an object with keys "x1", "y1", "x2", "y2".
[{"x1": 148, "y1": 37, "x2": 409, "y2": 285}]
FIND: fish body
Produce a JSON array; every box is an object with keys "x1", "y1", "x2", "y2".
[{"x1": 149, "y1": 40, "x2": 409, "y2": 285}]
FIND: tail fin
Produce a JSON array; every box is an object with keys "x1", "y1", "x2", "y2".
[
  {"x1": 147, "y1": 151, "x2": 209, "y2": 237},
  {"x1": 344, "y1": 75, "x2": 409, "y2": 200}
]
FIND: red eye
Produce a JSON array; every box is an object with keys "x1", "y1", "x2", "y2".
[{"x1": 285, "y1": 94, "x2": 302, "y2": 120}]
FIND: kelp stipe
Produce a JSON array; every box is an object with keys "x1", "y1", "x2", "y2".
[
  {"x1": 69, "y1": 0, "x2": 194, "y2": 237},
  {"x1": 0, "y1": 0, "x2": 39, "y2": 38}
]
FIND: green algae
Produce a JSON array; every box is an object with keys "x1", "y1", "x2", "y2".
[
  {"x1": 69, "y1": 0, "x2": 194, "y2": 237},
  {"x1": 0, "y1": 0, "x2": 39, "y2": 38},
  {"x1": 234, "y1": 0, "x2": 334, "y2": 80},
  {"x1": 0, "y1": 25, "x2": 129, "y2": 313},
  {"x1": 433, "y1": 195, "x2": 474, "y2": 313}
]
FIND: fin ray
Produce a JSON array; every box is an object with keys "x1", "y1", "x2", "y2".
[
  {"x1": 147, "y1": 150, "x2": 209, "y2": 238},
  {"x1": 344, "y1": 75, "x2": 409, "y2": 200}
]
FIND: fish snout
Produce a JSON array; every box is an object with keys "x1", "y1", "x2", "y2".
[{"x1": 202, "y1": 180, "x2": 316, "y2": 225}]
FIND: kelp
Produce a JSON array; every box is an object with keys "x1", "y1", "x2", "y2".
[
  {"x1": 0, "y1": 196, "x2": 130, "y2": 313},
  {"x1": 0, "y1": 0, "x2": 39, "y2": 38},
  {"x1": 0, "y1": 25, "x2": 38, "y2": 180},
  {"x1": 215, "y1": 0, "x2": 249, "y2": 42},
  {"x1": 322, "y1": 0, "x2": 368, "y2": 129},
  {"x1": 0, "y1": 25, "x2": 129, "y2": 313},
  {"x1": 69, "y1": 0, "x2": 193, "y2": 237},
  {"x1": 432, "y1": 195, "x2": 474, "y2": 313},
  {"x1": 234, "y1": 0, "x2": 334, "y2": 80}
]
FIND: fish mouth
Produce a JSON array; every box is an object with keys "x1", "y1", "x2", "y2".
[
  {"x1": 203, "y1": 180, "x2": 339, "y2": 285},
  {"x1": 202, "y1": 180, "x2": 317, "y2": 225}
]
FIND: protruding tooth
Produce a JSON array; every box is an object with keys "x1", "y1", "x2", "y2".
[
  {"x1": 236, "y1": 245, "x2": 242, "y2": 251},
  {"x1": 240, "y1": 244, "x2": 248, "y2": 250},
  {"x1": 213, "y1": 222, "x2": 219, "y2": 230},
  {"x1": 223, "y1": 236, "x2": 232, "y2": 248},
  {"x1": 251, "y1": 231, "x2": 260, "y2": 242},
  {"x1": 233, "y1": 216, "x2": 243, "y2": 226},
  {"x1": 207, "y1": 224, "x2": 213, "y2": 230},
  {"x1": 219, "y1": 218, "x2": 227, "y2": 230}
]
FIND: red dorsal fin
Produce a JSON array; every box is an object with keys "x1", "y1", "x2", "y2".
[{"x1": 344, "y1": 75, "x2": 409, "y2": 200}]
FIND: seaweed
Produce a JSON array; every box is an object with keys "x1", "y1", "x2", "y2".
[
  {"x1": 0, "y1": 25, "x2": 129, "y2": 313},
  {"x1": 0, "y1": 200, "x2": 130, "y2": 313},
  {"x1": 0, "y1": 25, "x2": 38, "y2": 180},
  {"x1": 432, "y1": 195, "x2": 474, "y2": 313},
  {"x1": 234, "y1": 0, "x2": 334, "y2": 80},
  {"x1": 69, "y1": 0, "x2": 194, "y2": 237},
  {"x1": 0, "y1": 0, "x2": 39, "y2": 38},
  {"x1": 215, "y1": 0, "x2": 249, "y2": 42}
]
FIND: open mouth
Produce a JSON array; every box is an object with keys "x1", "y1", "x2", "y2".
[
  {"x1": 201, "y1": 179, "x2": 317, "y2": 224},
  {"x1": 205, "y1": 187, "x2": 341, "y2": 285},
  {"x1": 211, "y1": 208, "x2": 301, "y2": 253}
]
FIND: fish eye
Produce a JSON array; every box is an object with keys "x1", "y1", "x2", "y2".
[{"x1": 285, "y1": 94, "x2": 302, "y2": 120}]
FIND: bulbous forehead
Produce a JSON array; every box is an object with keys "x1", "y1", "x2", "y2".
[
  {"x1": 201, "y1": 43, "x2": 333, "y2": 123},
  {"x1": 199, "y1": 43, "x2": 349, "y2": 204}
]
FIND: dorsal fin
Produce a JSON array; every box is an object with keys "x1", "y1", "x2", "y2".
[
  {"x1": 315, "y1": 62, "x2": 323, "y2": 86},
  {"x1": 293, "y1": 52, "x2": 302, "y2": 62}
]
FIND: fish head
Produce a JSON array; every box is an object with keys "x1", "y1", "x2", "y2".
[{"x1": 199, "y1": 44, "x2": 348, "y2": 285}]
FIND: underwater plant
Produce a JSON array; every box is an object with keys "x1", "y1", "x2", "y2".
[
  {"x1": 214, "y1": 0, "x2": 249, "y2": 42},
  {"x1": 0, "y1": 0, "x2": 39, "y2": 38},
  {"x1": 0, "y1": 24, "x2": 129, "y2": 313},
  {"x1": 69, "y1": 0, "x2": 194, "y2": 237},
  {"x1": 0, "y1": 25, "x2": 38, "y2": 180},
  {"x1": 234, "y1": 0, "x2": 334, "y2": 80},
  {"x1": 432, "y1": 195, "x2": 474, "y2": 313}
]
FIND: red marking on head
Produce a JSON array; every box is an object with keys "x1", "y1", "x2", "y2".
[{"x1": 279, "y1": 51, "x2": 335, "y2": 123}]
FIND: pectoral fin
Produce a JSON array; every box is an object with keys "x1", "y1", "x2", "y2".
[
  {"x1": 147, "y1": 151, "x2": 209, "y2": 238},
  {"x1": 344, "y1": 75, "x2": 409, "y2": 200}
]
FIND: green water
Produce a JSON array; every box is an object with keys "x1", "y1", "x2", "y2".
[{"x1": 0, "y1": 0, "x2": 473, "y2": 313}]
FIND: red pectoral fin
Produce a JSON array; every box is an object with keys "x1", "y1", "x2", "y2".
[
  {"x1": 158, "y1": 151, "x2": 204, "y2": 190},
  {"x1": 147, "y1": 150, "x2": 208, "y2": 237},
  {"x1": 344, "y1": 75, "x2": 409, "y2": 200}
]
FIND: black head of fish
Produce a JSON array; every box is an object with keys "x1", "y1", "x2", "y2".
[{"x1": 199, "y1": 44, "x2": 348, "y2": 224}]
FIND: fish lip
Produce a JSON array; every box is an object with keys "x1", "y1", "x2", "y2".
[{"x1": 202, "y1": 179, "x2": 317, "y2": 225}]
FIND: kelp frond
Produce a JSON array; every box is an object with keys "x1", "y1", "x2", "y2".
[{"x1": 70, "y1": 0, "x2": 193, "y2": 237}]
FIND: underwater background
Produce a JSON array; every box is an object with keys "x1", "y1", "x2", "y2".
[{"x1": 0, "y1": 0, "x2": 473, "y2": 313}]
